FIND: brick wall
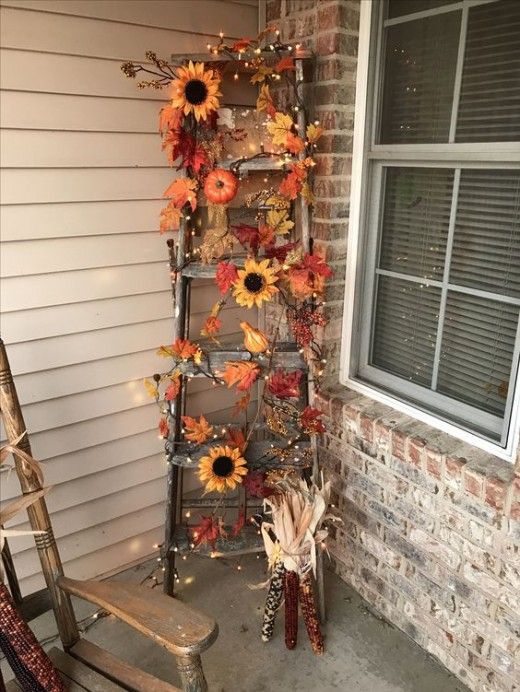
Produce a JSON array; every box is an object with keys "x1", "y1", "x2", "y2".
[{"x1": 267, "y1": 1, "x2": 520, "y2": 690}]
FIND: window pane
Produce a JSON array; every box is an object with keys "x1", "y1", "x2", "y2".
[
  {"x1": 379, "y1": 13, "x2": 460, "y2": 143},
  {"x1": 450, "y1": 170, "x2": 520, "y2": 298},
  {"x1": 388, "y1": 0, "x2": 455, "y2": 20},
  {"x1": 437, "y1": 293, "x2": 519, "y2": 416},
  {"x1": 456, "y1": 0, "x2": 520, "y2": 142},
  {"x1": 372, "y1": 275, "x2": 440, "y2": 386},
  {"x1": 379, "y1": 167, "x2": 453, "y2": 280}
]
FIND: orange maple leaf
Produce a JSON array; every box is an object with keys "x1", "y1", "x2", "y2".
[
  {"x1": 220, "y1": 361, "x2": 260, "y2": 391},
  {"x1": 201, "y1": 315, "x2": 222, "y2": 337},
  {"x1": 285, "y1": 132, "x2": 304, "y2": 155},
  {"x1": 163, "y1": 177, "x2": 198, "y2": 211},
  {"x1": 286, "y1": 267, "x2": 314, "y2": 299},
  {"x1": 159, "y1": 202, "x2": 182, "y2": 233},
  {"x1": 231, "y1": 38, "x2": 252, "y2": 52},
  {"x1": 279, "y1": 170, "x2": 302, "y2": 200},
  {"x1": 159, "y1": 104, "x2": 183, "y2": 134},
  {"x1": 158, "y1": 417, "x2": 170, "y2": 438},
  {"x1": 171, "y1": 338, "x2": 199, "y2": 360},
  {"x1": 234, "y1": 393, "x2": 251, "y2": 414},
  {"x1": 164, "y1": 373, "x2": 181, "y2": 401},
  {"x1": 181, "y1": 415, "x2": 213, "y2": 444}
]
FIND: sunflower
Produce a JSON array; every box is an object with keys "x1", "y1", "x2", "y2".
[
  {"x1": 233, "y1": 258, "x2": 279, "y2": 309},
  {"x1": 171, "y1": 61, "x2": 221, "y2": 122},
  {"x1": 198, "y1": 445, "x2": 248, "y2": 493}
]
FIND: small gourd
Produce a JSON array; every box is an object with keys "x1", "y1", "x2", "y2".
[{"x1": 204, "y1": 168, "x2": 238, "y2": 204}]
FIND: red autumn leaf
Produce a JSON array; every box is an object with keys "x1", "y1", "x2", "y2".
[
  {"x1": 220, "y1": 361, "x2": 260, "y2": 392},
  {"x1": 304, "y1": 253, "x2": 333, "y2": 278},
  {"x1": 215, "y1": 261, "x2": 239, "y2": 294},
  {"x1": 299, "y1": 406, "x2": 326, "y2": 434},
  {"x1": 231, "y1": 511, "x2": 245, "y2": 538},
  {"x1": 285, "y1": 132, "x2": 305, "y2": 155},
  {"x1": 268, "y1": 369, "x2": 303, "y2": 399},
  {"x1": 181, "y1": 415, "x2": 213, "y2": 444},
  {"x1": 191, "y1": 515, "x2": 221, "y2": 548},
  {"x1": 258, "y1": 224, "x2": 275, "y2": 248},
  {"x1": 158, "y1": 417, "x2": 169, "y2": 438},
  {"x1": 231, "y1": 38, "x2": 252, "y2": 52},
  {"x1": 225, "y1": 427, "x2": 246, "y2": 452},
  {"x1": 165, "y1": 373, "x2": 181, "y2": 401},
  {"x1": 244, "y1": 471, "x2": 272, "y2": 498},
  {"x1": 275, "y1": 56, "x2": 295, "y2": 73},
  {"x1": 265, "y1": 242, "x2": 297, "y2": 262},
  {"x1": 231, "y1": 223, "x2": 260, "y2": 251}
]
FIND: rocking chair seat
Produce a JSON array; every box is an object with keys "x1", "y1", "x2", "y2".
[{"x1": 57, "y1": 577, "x2": 218, "y2": 657}]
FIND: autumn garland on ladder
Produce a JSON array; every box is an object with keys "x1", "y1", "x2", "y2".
[{"x1": 122, "y1": 26, "x2": 334, "y2": 653}]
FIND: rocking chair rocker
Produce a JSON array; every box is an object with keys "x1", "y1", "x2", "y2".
[{"x1": 0, "y1": 338, "x2": 218, "y2": 692}]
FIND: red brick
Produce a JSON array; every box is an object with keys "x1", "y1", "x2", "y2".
[
  {"x1": 392, "y1": 428, "x2": 407, "y2": 460},
  {"x1": 445, "y1": 455, "x2": 466, "y2": 480},
  {"x1": 408, "y1": 436, "x2": 426, "y2": 468},
  {"x1": 425, "y1": 448, "x2": 443, "y2": 480},
  {"x1": 484, "y1": 476, "x2": 507, "y2": 511},
  {"x1": 463, "y1": 468, "x2": 484, "y2": 498},
  {"x1": 359, "y1": 411, "x2": 375, "y2": 443}
]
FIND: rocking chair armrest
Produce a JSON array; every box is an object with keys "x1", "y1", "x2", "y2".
[{"x1": 56, "y1": 576, "x2": 218, "y2": 657}]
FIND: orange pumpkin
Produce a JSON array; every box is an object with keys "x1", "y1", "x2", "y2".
[{"x1": 204, "y1": 168, "x2": 238, "y2": 204}]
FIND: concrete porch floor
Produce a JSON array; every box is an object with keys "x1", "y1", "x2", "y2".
[{"x1": 2, "y1": 555, "x2": 469, "y2": 691}]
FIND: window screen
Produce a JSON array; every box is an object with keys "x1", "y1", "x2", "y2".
[{"x1": 354, "y1": 0, "x2": 520, "y2": 446}]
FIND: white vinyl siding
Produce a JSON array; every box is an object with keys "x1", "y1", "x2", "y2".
[
  {"x1": 344, "y1": 0, "x2": 520, "y2": 457},
  {"x1": 0, "y1": 0, "x2": 258, "y2": 595}
]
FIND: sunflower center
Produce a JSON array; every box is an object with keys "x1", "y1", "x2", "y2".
[
  {"x1": 184, "y1": 79, "x2": 208, "y2": 105},
  {"x1": 212, "y1": 455, "x2": 234, "y2": 477},
  {"x1": 244, "y1": 272, "x2": 265, "y2": 294}
]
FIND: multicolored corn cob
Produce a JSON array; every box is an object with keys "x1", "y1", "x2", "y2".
[
  {"x1": 261, "y1": 560, "x2": 285, "y2": 642},
  {"x1": 299, "y1": 572, "x2": 324, "y2": 655},
  {"x1": 284, "y1": 569, "x2": 299, "y2": 650}
]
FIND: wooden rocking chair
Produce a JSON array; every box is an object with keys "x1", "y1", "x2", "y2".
[{"x1": 0, "y1": 338, "x2": 218, "y2": 692}]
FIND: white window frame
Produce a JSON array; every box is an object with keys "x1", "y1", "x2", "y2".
[{"x1": 340, "y1": 0, "x2": 520, "y2": 462}]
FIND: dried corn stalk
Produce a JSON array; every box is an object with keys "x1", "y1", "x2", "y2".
[
  {"x1": 299, "y1": 573, "x2": 323, "y2": 654},
  {"x1": 261, "y1": 560, "x2": 285, "y2": 642},
  {"x1": 284, "y1": 569, "x2": 299, "y2": 650}
]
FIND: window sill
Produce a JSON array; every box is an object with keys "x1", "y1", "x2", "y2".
[{"x1": 315, "y1": 381, "x2": 519, "y2": 517}]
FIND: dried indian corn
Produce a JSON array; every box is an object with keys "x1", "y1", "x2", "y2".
[
  {"x1": 284, "y1": 569, "x2": 299, "y2": 650},
  {"x1": 262, "y1": 560, "x2": 285, "y2": 642},
  {"x1": 299, "y1": 573, "x2": 324, "y2": 655}
]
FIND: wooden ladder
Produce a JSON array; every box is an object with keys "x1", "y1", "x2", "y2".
[{"x1": 161, "y1": 53, "x2": 325, "y2": 619}]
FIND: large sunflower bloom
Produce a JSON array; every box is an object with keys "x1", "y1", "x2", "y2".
[
  {"x1": 171, "y1": 61, "x2": 221, "y2": 122},
  {"x1": 233, "y1": 258, "x2": 279, "y2": 309},
  {"x1": 198, "y1": 445, "x2": 248, "y2": 493}
]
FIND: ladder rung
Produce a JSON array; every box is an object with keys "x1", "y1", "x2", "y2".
[
  {"x1": 182, "y1": 497, "x2": 262, "y2": 509},
  {"x1": 167, "y1": 439, "x2": 311, "y2": 469},
  {"x1": 170, "y1": 525, "x2": 264, "y2": 557}
]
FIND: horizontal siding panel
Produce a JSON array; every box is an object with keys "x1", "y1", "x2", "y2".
[
  {"x1": 0, "y1": 429, "x2": 164, "y2": 501},
  {"x1": 11, "y1": 502, "x2": 165, "y2": 578},
  {"x1": 0, "y1": 49, "x2": 167, "y2": 99},
  {"x1": 1, "y1": 167, "x2": 175, "y2": 204},
  {"x1": 0, "y1": 1, "x2": 257, "y2": 37},
  {"x1": 18, "y1": 528, "x2": 162, "y2": 597},
  {"x1": 22, "y1": 404, "x2": 160, "y2": 462},
  {"x1": 0, "y1": 130, "x2": 166, "y2": 168},
  {"x1": 1, "y1": 262, "x2": 170, "y2": 311},
  {"x1": 2, "y1": 292, "x2": 171, "y2": 343},
  {"x1": 0, "y1": 6, "x2": 218, "y2": 62},
  {"x1": 0, "y1": 200, "x2": 163, "y2": 240},
  {"x1": 6, "y1": 318, "x2": 172, "y2": 373},
  {"x1": 1, "y1": 232, "x2": 166, "y2": 276},
  {"x1": 0, "y1": 91, "x2": 161, "y2": 132},
  {"x1": 7, "y1": 455, "x2": 166, "y2": 530},
  {"x1": 17, "y1": 376, "x2": 236, "y2": 434},
  {"x1": 9, "y1": 478, "x2": 166, "y2": 553}
]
